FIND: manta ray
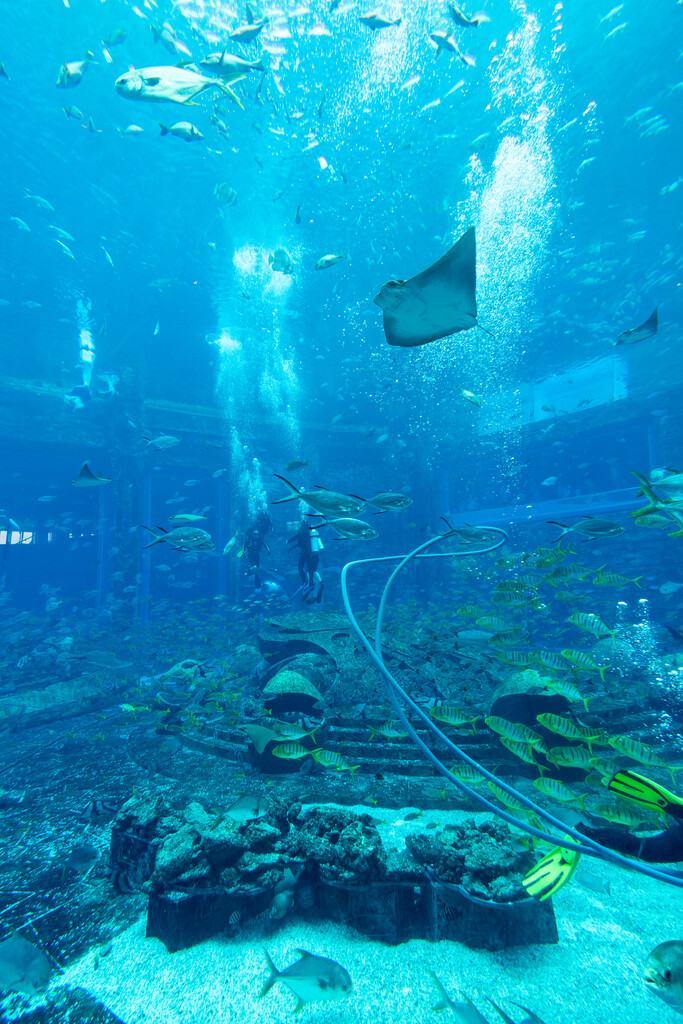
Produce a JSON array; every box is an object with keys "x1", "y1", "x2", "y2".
[
  {"x1": 374, "y1": 227, "x2": 479, "y2": 347},
  {"x1": 615, "y1": 306, "x2": 658, "y2": 345},
  {"x1": 71, "y1": 462, "x2": 112, "y2": 487}
]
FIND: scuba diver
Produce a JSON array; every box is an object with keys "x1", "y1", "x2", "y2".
[
  {"x1": 0, "y1": 510, "x2": 20, "y2": 588},
  {"x1": 288, "y1": 520, "x2": 324, "y2": 605},
  {"x1": 244, "y1": 509, "x2": 271, "y2": 590},
  {"x1": 575, "y1": 769, "x2": 683, "y2": 864},
  {"x1": 521, "y1": 769, "x2": 683, "y2": 902}
]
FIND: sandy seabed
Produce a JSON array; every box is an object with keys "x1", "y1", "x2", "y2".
[{"x1": 56, "y1": 805, "x2": 683, "y2": 1024}]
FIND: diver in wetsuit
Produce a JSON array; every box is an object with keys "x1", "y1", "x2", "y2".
[
  {"x1": 288, "y1": 521, "x2": 324, "y2": 604},
  {"x1": 244, "y1": 509, "x2": 271, "y2": 590},
  {"x1": 577, "y1": 821, "x2": 683, "y2": 863},
  {"x1": 577, "y1": 769, "x2": 683, "y2": 864}
]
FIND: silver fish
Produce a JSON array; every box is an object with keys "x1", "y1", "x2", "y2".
[
  {"x1": 0, "y1": 936, "x2": 51, "y2": 997},
  {"x1": 142, "y1": 526, "x2": 215, "y2": 551},
  {"x1": 260, "y1": 949, "x2": 352, "y2": 1013},
  {"x1": 115, "y1": 66, "x2": 244, "y2": 108}
]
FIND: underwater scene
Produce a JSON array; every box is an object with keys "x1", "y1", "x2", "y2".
[{"x1": 2, "y1": 0, "x2": 683, "y2": 1021}]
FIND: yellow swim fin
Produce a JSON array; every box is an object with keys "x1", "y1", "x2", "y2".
[
  {"x1": 608, "y1": 769, "x2": 683, "y2": 823},
  {"x1": 522, "y1": 846, "x2": 580, "y2": 901}
]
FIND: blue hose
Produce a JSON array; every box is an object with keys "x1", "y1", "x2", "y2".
[{"x1": 340, "y1": 526, "x2": 683, "y2": 889}]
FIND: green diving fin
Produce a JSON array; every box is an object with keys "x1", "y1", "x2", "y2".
[
  {"x1": 522, "y1": 846, "x2": 580, "y2": 901},
  {"x1": 608, "y1": 769, "x2": 683, "y2": 823}
]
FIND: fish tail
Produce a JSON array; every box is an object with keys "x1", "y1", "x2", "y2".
[
  {"x1": 141, "y1": 525, "x2": 163, "y2": 547},
  {"x1": 271, "y1": 473, "x2": 301, "y2": 502},
  {"x1": 486, "y1": 999, "x2": 517, "y2": 1024},
  {"x1": 429, "y1": 972, "x2": 452, "y2": 1012},
  {"x1": 546, "y1": 521, "x2": 569, "y2": 540},
  {"x1": 216, "y1": 77, "x2": 245, "y2": 109},
  {"x1": 259, "y1": 949, "x2": 279, "y2": 998},
  {"x1": 159, "y1": 123, "x2": 169, "y2": 136},
  {"x1": 349, "y1": 765, "x2": 360, "y2": 780},
  {"x1": 631, "y1": 469, "x2": 662, "y2": 504}
]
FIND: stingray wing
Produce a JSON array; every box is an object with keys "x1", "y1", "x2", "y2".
[
  {"x1": 616, "y1": 306, "x2": 658, "y2": 345},
  {"x1": 378, "y1": 227, "x2": 477, "y2": 347},
  {"x1": 72, "y1": 462, "x2": 99, "y2": 485},
  {"x1": 72, "y1": 462, "x2": 111, "y2": 486}
]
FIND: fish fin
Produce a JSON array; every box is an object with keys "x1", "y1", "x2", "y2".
[
  {"x1": 259, "y1": 949, "x2": 279, "y2": 998},
  {"x1": 272, "y1": 473, "x2": 301, "y2": 502},
  {"x1": 511, "y1": 1004, "x2": 545, "y2": 1024},
  {"x1": 631, "y1": 469, "x2": 661, "y2": 503},
  {"x1": 141, "y1": 525, "x2": 162, "y2": 548},
  {"x1": 217, "y1": 77, "x2": 246, "y2": 108},
  {"x1": 429, "y1": 971, "x2": 453, "y2": 1012},
  {"x1": 486, "y1": 999, "x2": 517, "y2": 1024}
]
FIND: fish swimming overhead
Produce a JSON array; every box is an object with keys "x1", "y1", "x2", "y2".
[
  {"x1": 271, "y1": 475, "x2": 365, "y2": 516},
  {"x1": 352, "y1": 491, "x2": 413, "y2": 511},
  {"x1": 229, "y1": 19, "x2": 268, "y2": 43},
  {"x1": 315, "y1": 252, "x2": 345, "y2": 270},
  {"x1": 159, "y1": 121, "x2": 203, "y2": 141},
  {"x1": 314, "y1": 517, "x2": 378, "y2": 539},
  {"x1": 269, "y1": 249, "x2": 294, "y2": 273},
  {"x1": 196, "y1": 51, "x2": 267, "y2": 77},
  {"x1": 449, "y1": 3, "x2": 490, "y2": 27},
  {"x1": 547, "y1": 516, "x2": 624, "y2": 541},
  {"x1": 56, "y1": 58, "x2": 93, "y2": 88},
  {"x1": 115, "y1": 66, "x2": 245, "y2": 108},
  {"x1": 374, "y1": 227, "x2": 479, "y2": 346},
  {"x1": 615, "y1": 305, "x2": 658, "y2": 345},
  {"x1": 142, "y1": 525, "x2": 215, "y2": 551},
  {"x1": 358, "y1": 13, "x2": 402, "y2": 29},
  {"x1": 71, "y1": 462, "x2": 112, "y2": 487}
]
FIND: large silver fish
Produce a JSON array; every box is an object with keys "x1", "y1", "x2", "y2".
[
  {"x1": 0, "y1": 936, "x2": 51, "y2": 997},
  {"x1": 260, "y1": 949, "x2": 352, "y2": 1013},
  {"x1": 272, "y1": 475, "x2": 365, "y2": 516},
  {"x1": 142, "y1": 525, "x2": 215, "y2": 551},
  {"x1": 115, "y1": 66, "x2": 244, "y2": 108}
]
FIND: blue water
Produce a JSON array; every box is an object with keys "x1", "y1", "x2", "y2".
[{"x1": 2, "y1": 1, "x2": 683, "y2": 1020}]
